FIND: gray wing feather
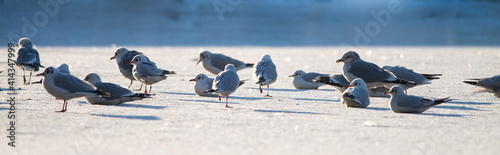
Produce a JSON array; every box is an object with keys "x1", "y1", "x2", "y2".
[
  {"x1": 331, "y1": 74, "x2": 350, "y2": 86},
  {"x1": 119, "y1": 50, "x2": 144, "y2": 72},
  {"x1": 397, "y1": 96, "x2": 431, "y2": 108},
  {"x1": 137, "y1": 62, "x2": 164, "y2": 77},
  {"x1": 302, "y1": 72, "x2": 329, "y2": 81},
  {"x1": 53, "y1": 74, "x2": 96, "y2": 93},
  {"x1": 211, "y1": 54, "x2": 246, "y2": 70},
  {"x1": 214, "y1": 72, "x2": 239, "y2": 91},
  {"x1": 349, "y1": 60, "x2": 392, "y2": 83},
  {"x1": 94, "y1": 83, "x2": 133, "y2": 98},
  {"x1": 16, "y1": 47, "x2": 42, "y2": 70},
  {"x1": 255, "y1": 61, "x2": 277, "y2": 82},
  {"x1": 383, "y1": 66, "x2": 427, "y2": 84}
]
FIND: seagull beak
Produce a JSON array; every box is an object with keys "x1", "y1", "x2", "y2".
[
  {"x1": 345, "y1": 85, "x2": 351, "y2": 88},
  {"x1": 110, "y1": 56, "x2": 116, "y2": 60},
  {"x1": 36, "y1": 73, "x2": 44, "y2": 76},
  {"x1": 196, "y1": 60, "x2": 201, "y2": 65},
  {"x1": 126, "y1": 62, "x2": 132, "y2": 65},
  {"x1": 384, "y1": 92, "x2": 390, "y2": 95},
  {"x1": 288, "y1": 75, "x2": 294, "y2": 77},
  {"x1": 335, "y1": 59, "x2": 343, "y2": 63},
  {"x1": 15, "y1": 44, "x2": 20, "y2": 47},
  {"x1": 189, "y1": 79, "x2": 196, "y2": 82}
]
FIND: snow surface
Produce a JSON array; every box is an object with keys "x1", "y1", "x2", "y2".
[{"x1": 0, "y1": 46, "x2": 499, "y2": 154}]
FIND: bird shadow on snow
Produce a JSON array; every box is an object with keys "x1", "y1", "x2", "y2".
[
  {"x1": 253, "y1": 109, "x2": 332, "y2": 115},
  {"x1": 363, "y1": 107, "x2": 391, "y2": 111},
  {"x1": 247, "y1": 88, "x2": 337, "y2": 92},
  {"x1": 292, "y1": 98, "x2": 340, "y2": 102},
  {"x1": 418, "y1": 113, "x2": 467, "y2": 118},
  {"x1": 179, "y1": 99, "x2": 238, "y2": 104},
  {"x1": 446, "y1": 100, "x2": 492, "y2": 105},
  {"x1": 120, "y1": 103, "x2": 167, "y2": 109},
  {"x1": 433, "y1": 105, "x2": 485, "y2": 111},
  {"x1": 90, "y1": 114, "x2": 161, "y2": 120},
  {"x1": 160, "y1": 91, "x2": 197, "y2": 96}
]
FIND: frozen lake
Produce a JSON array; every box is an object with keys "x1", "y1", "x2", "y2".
[{"x1": 1, "y1": 46, "x2": 499, "y2": 154}]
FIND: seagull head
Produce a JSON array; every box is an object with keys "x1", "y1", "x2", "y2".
[
  {"x1": 110, "y1": 47, "x2": 129, "y2": 60},
  {"x1": 224, "y1": 64, "x2": 237, "y2": 72},
  {"x1": 127, "y1": 55, "x2": 148, "y2": 65},
  {"x1": 84, "y1": 73, "x2": 102, "y2": 84},
  {"x1": 36, "y1": 67, "x2": 58, "y2": 77},
  {"x1": 386, "y1": 85, "x2": 405, "y2": 96},
  {"x1": 17, "y1": 37, "x2": 32, "y2": 47},
  {"x1": 197, "y1": 50, "x2": 211, "y2": 65},
  {"x1": 289, "y1": 70, "x2": 305, "y2": 78},
  {"x1": 336, "y1": 51, "x2": 360, "y2": 64},
  {"x1": 190, "y1": 73, "x2": 209, "y2": 82},
  {"x1": 261, "y1": 54, "x2": 273, "y2": 62},
  {"x1": 346, "y1": 78, "x2": 367, "y2": 89}
]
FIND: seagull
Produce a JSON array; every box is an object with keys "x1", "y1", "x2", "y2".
[
  {"x1": 36, "y1": 67, "x2": 109, "y2": 112},
  {"x1": 15, "y1": 37, "x2": 44, "y2": 84},
  {"x1": 382, "y1": 65, "x2": 441, "y2": 85},
  {"x1": 190, "y1": 73, "x2": 247, "y2": 97},
  {"x1": 253, "y1": 54, "x2": 277, "y2": 97},
  {"x1": 336, "y1": 51, "x2": 416, "y2": 89},
  {"x1": 463, "y1": 75, "x2": 500, "y2": 98},
  {"x1": 110, "y1": 47, "x2": 147, "y2": 88},
  {"x1": 289, "y1": 70, "x2": 329, "y2": 89},
  {"x1": 189, "y1": 74, "x2": 218, "y2": 97},
  {"x1": 83, "y1": 73, "x2": 152, "y2": 105},
  {"x1": 313, "y1": 74, "x2": 390, "y2": 97},
  {"x1": 341, "y1": 78, "x2": 370, "y2": 107},
  {"x1": 196, "y1": 50, "x2": 254, "y2": 75},
  {"x1": 386, "y1": 85, "x2": 451, "y2": 113},
  {"x1": 128, "y1": 55, "x2": 175, "y2": 93},
  {"x1": 205, "y1": 64, "x2": 240, "y2": 108}
]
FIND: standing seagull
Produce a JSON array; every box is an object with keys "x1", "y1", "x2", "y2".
[
  {"x1": 289, "y1": 70, "x2": 329, "y2": 89},
  {"x1": 128, "y1": 55, "x2": 175, "y2": 93},
  {"x1": 83, "y1": 73, "x2": 151, "y2": 105},
  {"x1": 341, "y1": 78, "x2": 370, "y2": 107},
  {"x1": 386, "y1": 86, "x2": 451, "y2": 113},
  {"x1": 36, "y1": 67, "x2": 109, "y2": 112},
  {"x1": 463, "y1": 75, "x2": 500, "y2": 98},
  {"x1": 205, "y1": 64, "x2": 240, "y2": 108},
  {"x1": 336, "y1": 51, "x2": 416, "y2": 89},
  {"x1": 15, "y1": 37, "x2": 44, "y2": 84},
  {"x1": 196, "y1": 50, "x2": 254, "y2": 75},
  {"x1": 253, "y1": 54, "x2": 277, "y2": 97},
  {"x1": 110, "y1": 47, "x2": 147, "y2": 88}
]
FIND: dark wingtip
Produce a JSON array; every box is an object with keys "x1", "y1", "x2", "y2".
[
  {"x1": 421, "y1": 74, "x2": 442, "y2": 80},
  {"x1": 204, "y1": 89, "x2": 216, "y2": 93},
  {"x1": 313, "y1": 76, "x2": 345, "y2": 88},
  {"x1": 463, "y1": 80, "x2": 478, "y2": 85},
  {"x1": 434, "y1": 97, "x2": 452, "y2": 105},
  {"x1": 163, "y1": 70, "x2": 176, "y2": 74},
  {"x1": 246, "y1": 63, "x2": 254, "y2": 67},
  {"x1": 386, "y1": 78, "x2": 417, "y2": 86}
]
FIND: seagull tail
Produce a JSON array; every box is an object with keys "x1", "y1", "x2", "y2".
[
  {"x1": 163, "y1": 70, "x2": 176, "y2": 74},
  {"x1": 431, "y1": 97, "x2": 452, "y2": 106},
  {"x1": 463, "y1": 80, "x2": 478, "y2": 85},
  {"x1": 255, "y1": 76, "x2": 266, "y2": 85},
  {"x1": 239, "y1": 80, "x2": 247, "y2": 87},
  {"x1": 313, "y1": 76, "x2": 345, "y2": 88},
  {"x1": 246, "y1": 63, "x2": 254, "y2": 67},
  {"x1": 421, "y1": 73, "x2": 442, "y2": 80}
]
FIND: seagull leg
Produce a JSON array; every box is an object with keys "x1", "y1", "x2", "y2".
[
  {"x1": 23, "y1": 70, "x2": 27, "y2": 84},
  {"x1": 225, "y1": 96, "x2": 232, "y2": 108},
  {"x1": 149, "y1": 85, "x2": 152, "y2": 94},
  {"x1": 218, "y1": 95, "x2": 221, "y2": 101},
  {"x1": 28, "y1": 71, "x2": 33, "y2": 84},
  {"x1": 265, "y1": 85, "x2": 271, "y2": 97},
  {"x1": 259, "y1": 85, "x2": 263, "y2": 94},
  {"x1": 56, "y1": 100, "x2": 67, "y2": 112},
  {"x1": 133, "y1": 83, "x2": 143, "y2": 91},
  {"x1": 127, "y1": 80, "x2": 133, "y2": 88}
]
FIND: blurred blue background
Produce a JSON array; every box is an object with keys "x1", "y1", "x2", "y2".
[{"x1": 1, "y1": 0, "x2": 499, "y2": 46}]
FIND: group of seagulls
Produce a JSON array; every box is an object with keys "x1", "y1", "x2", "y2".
[{"x1": 12, "y1": 37, "x2": 500, "y2": 113}]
